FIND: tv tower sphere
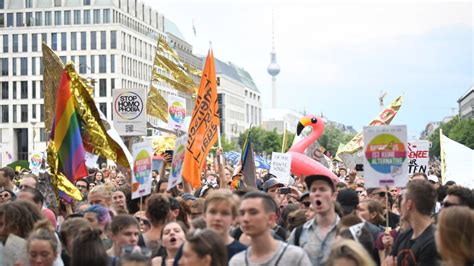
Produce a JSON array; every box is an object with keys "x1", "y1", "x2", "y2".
[{"x1": 267, "y1": 51, "x2": 280, "y2": 76}]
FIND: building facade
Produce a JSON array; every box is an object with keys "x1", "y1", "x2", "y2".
[
  {"x1": 0, "y1": 0, "x2": 177, "y2": 163},
  {"x1": 458, "y1": 86, "x2": 473, "y2": 120}
]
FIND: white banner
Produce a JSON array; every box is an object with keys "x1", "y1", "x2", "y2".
[
  {"x1": 168, "y1": 135, "x2": 188, "y2": 190},
  {"x1": 112, "y1": 88, "x2": 147, "y2": 136},
  {"x1": 441, "y1": 134, "x2": 474, "y2": 188},
  {"x1": 131, "y1": 140, "x2": 153, "y2": 199},
  {"x1": 168, "y1": 95, "x2": 186, "y2": 130},
  {"x1": 269, "y1": 152, "x2": 292, "y2": 185},
  {"x1": 363, "y1": 125, "x2": 408, "y2": 188},
  {"x1": 407, "y1": 140, "x2": 430, "y2": 175}
]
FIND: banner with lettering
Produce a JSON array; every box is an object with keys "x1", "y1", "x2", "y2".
[
  {"x1": 363, "y1": 125, "x2": 408, "y2": 187},
  {"x1": 407, "y1": 140, "x2": 430, "y2": 175},
  {"x1": 112, "y1": 88, "x2": 147, "y2": 136},
  {"x1": 270, "y1": 152, "x2": 292, "y2": 185},
  {"x1": 182, "y1": 49, "x2": 220, "y2": 188}
]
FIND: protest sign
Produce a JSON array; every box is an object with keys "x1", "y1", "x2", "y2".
[
  {"x1": 113, "y1": 88, "x2": 147, "y2": 136},
  {"x1": 168, "y1": 135, "x2": 187, "y2": 190},
  {"x1": 363, "y1": 125, "x2": 408, "y2": 187},
  {"x1": 29, "y1": 151, "x2": 44, "y2": 175},
  {"x1": 270, "y1": 152, "x2": 292, "y2": 185},
  {"x1": 407, "y1": 140, "x2": 430, "y2": 175},
  {"x1": 168, "y1": 95, "x2": 186, "y2": 130},
  {"x1": 131, "y1": 140, "x2": 153, "y2": 199}
]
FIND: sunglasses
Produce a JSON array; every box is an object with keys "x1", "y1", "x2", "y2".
[
  {"x1": 373, "y1": 192, "x2": 386, "y2": 197},
  {"x1": 0, "y1": 193, "x2": 11, "y2": 198},
  {"x1": 302, "y1": 201, "x2": 311, "y2": 208},
  {"x1": 441, "y1": 201, "x2": 459, "y2": 208},
  {"x1": 135, "y1": 217, "x2": 151, "y2": 226}
]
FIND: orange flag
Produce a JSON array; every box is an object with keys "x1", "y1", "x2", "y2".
[{"x1": 182, "y1": 49, "x2": 220, "y2": 188}]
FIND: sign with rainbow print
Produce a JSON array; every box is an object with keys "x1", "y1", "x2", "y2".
[
  {"x1": 168, "y1": 95, "x2": 186, "y2": 130},
  {"x1": 363, "y1": 125, "x2": 408, "y2": 188},
  {"x1": 168, "y1": 134, "x2": 188, "y2": 191},
  {"x1": 131, "y1": 140, "x2": 153, "y2": 199}
]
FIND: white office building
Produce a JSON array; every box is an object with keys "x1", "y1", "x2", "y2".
[{"x1": 0, "y1": 0, "x2": 182, "y2": 163}]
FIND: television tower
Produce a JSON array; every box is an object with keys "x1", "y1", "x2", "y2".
[{"x1": 267, "y1": 11, "x2": 280, "y2": 108}]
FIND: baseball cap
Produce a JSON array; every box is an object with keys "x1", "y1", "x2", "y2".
[
  {"x1": 305, "y1": 175, "x2": 337, "y2": 191},
  {"x1": 263, "y1": 178, "x2": 284, "y2": 192},
  {"x1": 336, "y1": 189, "x2": 359, "y2": 215},
  {"x1": 299, "y1": 192, "x2": 310, "y2": 202},
  {"x1": 428, "y1": 175, "x2": 439, "y2": 183}
]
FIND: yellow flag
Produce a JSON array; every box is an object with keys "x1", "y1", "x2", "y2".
[
  {"x1": 182, "y1": 49, "x2": 219, "y2": 188},
  {"x1": 336, "y1": 96, "x2": 403, "y2": 156},
  {"x1": 146, "y1": 84, "x2": 169, "y2": 122},
  {"x1": 42, "y1": 43, "x2": 63, "y2": 134}
]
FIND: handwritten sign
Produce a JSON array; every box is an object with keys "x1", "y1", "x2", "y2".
[
  {"x1": 407, "y1": 140, "x2": 430, "y2": 175},
  {"x1": 270, "y1": 152, "x2": 292, "y2": 185},
  {"x1": 131, "y1": 140, "x2": 153, "y2": 199},
  {"x1": 363, "y1": 125, "x2": 408, "y2": 188}
]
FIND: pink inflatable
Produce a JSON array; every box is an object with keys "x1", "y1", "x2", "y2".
[{"x1": 288, "y1": 115, "x2": 338, "y2": 184}]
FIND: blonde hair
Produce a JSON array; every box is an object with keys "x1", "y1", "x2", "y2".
[
  {"x1": 204, "y1": 189, "x2": 238, "y2": 217},
  {"x1": 326, "y1": 239, "x2": 375, "y2": 266},
  {"x1": 89, "y1": 184, "x2": 113, "y2": 199},
  {"x1": 437, "y1": 206, "x2": 474, "y2": 265}
]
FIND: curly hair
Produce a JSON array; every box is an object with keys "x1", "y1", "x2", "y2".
[
  {"x1": 146, "y1": 194, "x2": 171, "y2": 226},
  {"x1": 0, "y1": 200, "x2": 44, "y2": 239}
]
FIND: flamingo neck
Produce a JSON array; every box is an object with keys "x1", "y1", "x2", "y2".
[{"x1": 290, "y1": 128, "x2": 322, "y2": 154}]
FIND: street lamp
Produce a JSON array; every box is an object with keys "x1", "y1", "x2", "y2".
[{"x1": 31, "y1": 118, "x2": 39, "y2": 151}]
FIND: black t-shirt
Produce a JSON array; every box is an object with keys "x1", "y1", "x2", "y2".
[
  {"x1": 391, "y1": 224, "x2": 440, "y2": 266},
  {"x1": 387, "y1": 211, "x2": 400, "y2": 229}
]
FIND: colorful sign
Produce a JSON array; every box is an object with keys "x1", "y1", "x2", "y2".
[
  {"x1": 269, "y1": 152, "x2": 292, "y2": 185},
  {"x1": 168, "y1": 95, "x2": 186, "y2": 130},
  {"x1": 112, "y1": 88, "x2": 147, "y2": 136},
  {"x1": 131, "y1": 140, "x2": 153, "y2": 199},
  {"x1": 29, "y1": 151, "x2": 44, "y2": 175},
  {"x1": 168, "y1": 135, "x2": 187, "y2": 190},
  {"x1": 363, "y1": 125, "x2": 408, "y2": 187},
  {"x1": 407, "y1": 140, "x2": 430, "y2": 175}
]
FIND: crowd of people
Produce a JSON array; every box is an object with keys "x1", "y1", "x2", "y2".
[{"x1": 0, "y1": 153, "x2": 473, "y2": 266}]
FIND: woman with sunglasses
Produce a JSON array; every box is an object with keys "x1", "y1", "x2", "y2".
[{"x1": 0, "y1": 189, "x2": 16, "y2": 203}]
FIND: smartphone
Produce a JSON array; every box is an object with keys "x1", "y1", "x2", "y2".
[
  {"x1": 355, "y1": 164, "x2": 364, "y2": 171},
  {"x1": 279, "y1": 187, "x2": 291, "y2": 194}
]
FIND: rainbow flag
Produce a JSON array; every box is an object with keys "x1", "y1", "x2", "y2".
[
  {"x1": 240, "y1": 130, "x2": 256, "y2": 187},
  {"x1": 52, "y1": 69, "x2": 88, "y2": 182}
]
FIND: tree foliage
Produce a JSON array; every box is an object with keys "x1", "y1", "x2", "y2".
[
  {"x1": 429, "y1": 116, "x2": 474, "y2": 158},
  {"x1": 318, "y1": 124, "x2": 355, "y2": 156}
]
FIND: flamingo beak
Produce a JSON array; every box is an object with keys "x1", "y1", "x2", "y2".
[{"x1": 296, "y1": 117, "x2": 311, "y2": 136}]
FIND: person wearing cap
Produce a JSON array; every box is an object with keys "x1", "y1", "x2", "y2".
[
  {"x1": 263, "y1": 177, "x2": 284, "y2": 199},
  {"x1": 288, "y1": 175, "x2": 340, "y2": 266}
]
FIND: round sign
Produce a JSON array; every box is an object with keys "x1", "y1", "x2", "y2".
[
  {"x1": 133, "y1": 149, "x2": 151, "y2": 185},
  {"x1": 365, "y1": 134, "x2": 407, "y2": 174},
  {"x1": 114, "y1": 91, "x2": 144, "y2": 120},
  {"x1": 169, "y1": 101, "x2": 186, "y2": 124}
]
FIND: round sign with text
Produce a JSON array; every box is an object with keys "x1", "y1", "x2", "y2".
[
  {"x1": 114, "y1": 91, "x2": 144, "y2": 120},
  {"x1": 365, "y1": 134, "x2": 407, "y2": 174}
]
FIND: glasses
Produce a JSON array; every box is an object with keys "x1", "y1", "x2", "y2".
[
  {"x1": 302, "y1": 201, "x2": 311, "y2": 208},
  {"x1": 441, "y1": 201, "x2": 459, "y2": 208},
  {"x1": 135, "y1": 217, "x2": 151, "y2": 226},
  {"x1": 76, "y1": 185, "x2": 87, "y2": 189},
  {"x1": 373, "y1": 192, "x2": 386, "y2": 197}
]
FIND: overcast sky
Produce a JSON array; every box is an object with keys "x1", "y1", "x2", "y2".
[{"x1": 143, "y1": 0, "x2": 473, "y2": 139}]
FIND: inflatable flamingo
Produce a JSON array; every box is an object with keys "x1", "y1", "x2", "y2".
[{"x1": 288, "y1": 115, "x2": 338, "y2": 183}]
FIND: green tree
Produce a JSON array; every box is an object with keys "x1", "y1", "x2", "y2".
[
  {"x1": 318, "y1": 124, "x2": 355, "y2": 156},
  {"x1": 221, "y1": 135, "x2": 237, "y2": 152},
  {"x1": 429, "y1": 116, "x2": 474, "y2": 158}
]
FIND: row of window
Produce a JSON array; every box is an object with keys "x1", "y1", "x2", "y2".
[
  {"x1": 0, "y1": 78, "x2": 116, "y2": 101},
  {"x1": 122, "y1": 55, "x2": 152, "y2": 81},
  {"x1": 0, "y1": 54, "x2": 114, "y2": 77},
  {"x1": 0, "y1": 9, "x2": 110, "y2": 28},
  {"x1": 0, "y1": 104, "x2": 44, "y2": 125},
  {"x1": 3, "y1": 30, "x2": 117, "y2": 53}
]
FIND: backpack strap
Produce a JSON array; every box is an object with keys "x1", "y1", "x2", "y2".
[
  {"x1": 275, "y1": 244, "x2": 289, "y2": 266},
  {"x1": 294, "y1": 225, "x2": 303, "y2": 246}
]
